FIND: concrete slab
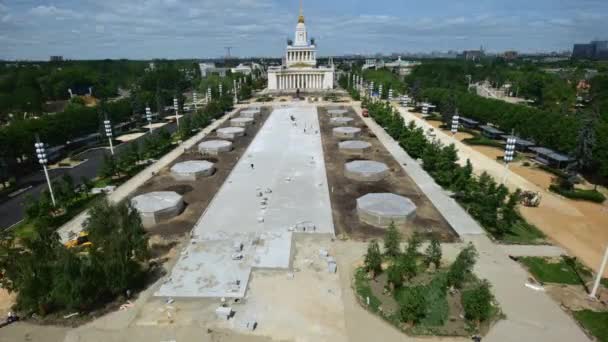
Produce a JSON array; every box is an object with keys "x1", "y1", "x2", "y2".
[
  {"x1": 131, "y1": 191, "x2": 184, "y2": 228},
  {"x1": 338, "y1": 140, "x2": 372, "y2": 156},
  {"x1": 345, "y1": 160, "x2": 389, "y2": 182},
  {"x1": 356, "y1": 193, "x2": 416, "y2": 228},
  {"x1": 327, "y1": 109, "x2": 348, "y2": 117},
  {"x1": 231, "y1": 117, "x2": 255, "y2": 127},
  {"x1": 170, "y1": 160, "x2": 215, "y2": 181},
  {"x1": 333, "y1": 127, "x2": 361, "y2": 139},
  {"x1": 156, "y1": 105, "x2": 334, "y2": 299},
  {"x1": 217, "y1": 127, "x2": 245, "y2": 140},
  {"x1": 198, "y1": 140, "x2": 233, "y2": 155},
  {"x1": 330, "y1": 117, "x2": 355, "y2": 126}
]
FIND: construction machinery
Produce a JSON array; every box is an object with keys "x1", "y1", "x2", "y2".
[
  {"x1": 64, "y1": 231, "x2": 93, "y2": 249},
  {"x1": 520, "y1": 190, "x2": 541, "y2": 207}
]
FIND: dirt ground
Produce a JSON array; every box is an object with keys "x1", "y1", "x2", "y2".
[
  {"x1": 132, "y1": 107, "x2": 271, "y2": 237},
  {"x1": 545, "y1": 284, "x2": 608, "y2": 312},
  {"x1": 215, "y1": 234, "x2": 348, "y2": 342},
  {"x1": 413, "y1": 111, "x2": 608, "y2": 277},
  {"x1": 318, "y1": 107, "x2": 458, "y2": 242}
]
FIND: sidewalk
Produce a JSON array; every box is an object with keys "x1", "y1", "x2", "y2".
[
  {"x1": 57, "y1": 109, "x2": 236, "y2": 242},
  {"x1": 352, "y1": 103, "x2": 590, "y2": 342}
]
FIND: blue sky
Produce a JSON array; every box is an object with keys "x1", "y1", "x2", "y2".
[{"x1": 0, "y1": 0, "x2": 607, "y2": 60}]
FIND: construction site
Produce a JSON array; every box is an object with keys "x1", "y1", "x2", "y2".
[{"x1": 1, "y1": 102, "x2": 604, "y2": 342}]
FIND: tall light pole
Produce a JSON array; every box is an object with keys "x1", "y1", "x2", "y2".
[
  {"x1": 103, "y1": 117, "x2": 114, "y2": 155},
  {"x1": 34, "y1": 136, "x2": 56, "y2": 207},
  {"x1": 502, "y1": 135, "x2": 516, "y2": 184},
  {"x1": 233, "y1": 79, "x2": 238, "y2": 105},
  {"x1": 173, "y1": 97, "x2": 180, "y2": 128},
  {"x1": 451, "y1": 110, "x2": 460, "y2": 135},
  {"x1": 590, "y1": 245, "x2": 608, "y2": 299},
  {"x1": 145, "y1": 105, "x2": 153, "y2": 134}
]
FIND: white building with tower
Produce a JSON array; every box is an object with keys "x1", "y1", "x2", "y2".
[{"x1": 267, "y1": 3, "x2": 334, "y2": 92}]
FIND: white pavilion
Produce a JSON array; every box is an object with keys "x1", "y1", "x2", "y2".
[{"x1": 267, "y1": 4, "x2": 334, "y2": 92}]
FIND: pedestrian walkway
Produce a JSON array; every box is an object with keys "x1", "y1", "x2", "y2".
[{"x1": 352, "y1": 103, "x2": 590, "y2": 342}]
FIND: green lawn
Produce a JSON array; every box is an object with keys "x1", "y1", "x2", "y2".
[
  {"x1": 573, "y1": 310, "x2": 608, "y2": 342},
  {"x1": 519, "y1": 257, "x2": 583, "y2": 285},
  {"x1": 500, "y1": 221, "x2": 546, "y2": 245}
]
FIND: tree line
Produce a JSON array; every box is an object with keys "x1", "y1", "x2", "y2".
[{"x1": 364, "y1": 99, "x2": 538, "y2": 241}]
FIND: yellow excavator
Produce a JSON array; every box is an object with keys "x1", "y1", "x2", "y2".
[{"x1": 64, "y1": 231, "x2": 93, "y2": 249}]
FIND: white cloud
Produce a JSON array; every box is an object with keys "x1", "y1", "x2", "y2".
[{"x1": 29, "y1": 5, "x2": 83, "y2": 19}]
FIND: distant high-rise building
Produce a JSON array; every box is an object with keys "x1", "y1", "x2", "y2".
[
  {"x1": 50, "y1": 56, "x2": 63, "y2": 62},
  {"x1": 463, "y1": 50, "x2": 484, "y2": 61},
  {"x1": 572, "y1": 40, "x2": 608, "y2": 60}
]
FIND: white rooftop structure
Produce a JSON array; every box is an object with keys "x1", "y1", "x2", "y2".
[
  {"x1": 357, "y1": 193, "x2": 417, "y2": 228},
  {"x1": 131, "y1": 191, "x2": 184, "y2": 228},
  {"x1": 267, "y1": 3, "x2": 334, "y2": 91},
  {"x1": 171, "y1": 160, "x2": 215, "y2": 181}
]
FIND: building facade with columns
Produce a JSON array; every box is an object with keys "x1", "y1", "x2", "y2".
[{"x1": 267, "y1": 6, "x2": 334, "y2": 91}]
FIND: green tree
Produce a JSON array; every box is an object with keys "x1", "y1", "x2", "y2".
[
  {"x1": 401, "y1": 252, "x2": 418, "y2": 280},
  {"x1": 424, "y1": 237, "x2": 442, "y2": 270},
  {"x1": 383, "y1": 222, "x2": 402, "y2": 257},
  {"x1": 364, "y1": 240, "x2": 383, "y2": 278},
  {"x1": 405, "y1": 232, "x2": 422, "y2": 258},
  {"x1": 398, "y1": 286, "x2": 426, "y2": 323},
  {"x1": 386, "y1": 262, "x2": 404, "y2": 290},
  {"x1": 462, "y1": 280, "x2": 494, "y2": 324},
  {"x1": 447, "y1": 244, "x2": 478, "y2": 289},
  {"x1": 99, "y1": 154, "x2": 119, "y2": 179}
]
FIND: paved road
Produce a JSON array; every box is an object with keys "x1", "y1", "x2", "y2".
[{"x1": 353, "y1": 103, "x2": 591, "y2": 342}]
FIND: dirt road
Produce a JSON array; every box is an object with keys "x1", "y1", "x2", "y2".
[{"x1": 399, "y1": 106, "x2": 608, "y2": 277}]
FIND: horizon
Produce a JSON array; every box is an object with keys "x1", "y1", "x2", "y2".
[{"x1": 1, "y1": 0, "x2": 607, "y2": 60}]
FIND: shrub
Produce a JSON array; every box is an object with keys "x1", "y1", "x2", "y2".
[
  {"x1": 384, "y1": 222, "x2": 402, "y2": 257},
  {"x1": 548, "y1": 185, "x2": 606, "y2": 203},
  {"x1": 462, "y1": 280, "x2": 494, "y2": 323},
  {"x1": 447, "y1": 244, "x2": 478, "y2": 288},
  {"x1": 420, "y1": 274, "x2": 449, "y2": 326},
  {"x1": 397, "y1": 286, "x2": 427, "y2": 324}
]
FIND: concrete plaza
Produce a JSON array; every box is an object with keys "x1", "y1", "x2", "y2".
[{"x1": 156, "y1": 105, "x2": 334, "y2": 298}]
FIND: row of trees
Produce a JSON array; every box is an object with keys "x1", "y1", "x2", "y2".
[
  {"x1": 363, "y1": 225, "x2": 494, "y2": 326},
  {"x1": 365, "y1": 99, "x2": 527, "y2": 239},
  {"x1": 0, "y1": 199, "x2": 150, "y2": 315}
]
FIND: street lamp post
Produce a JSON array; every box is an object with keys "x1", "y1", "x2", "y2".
[
  {"x1": 103, "y1": 118, "x2": 114, "y2": 155},
  {"x1": 451, "y1": 111, "x2": 460, "y2": 135},
  {"x1": 590, "y1": 245, "x2": 608, "y2": 299},
  {"x1": 173, "y1": 97, "x2": 180, "y2": 128},
  {"x1": 233, "y1": 80, "x2": 238, "y2": 105},
  {"x1": 34, "y1": 137, "x2": 56, "y2": 207},
  {"x1": 145, "y1": 105, "x2": 153, "y2": 133},
  {"x1": 502, "y1": 135, "x2": 516, "y2": 184}
]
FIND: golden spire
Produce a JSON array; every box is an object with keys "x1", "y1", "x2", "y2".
[{"x1": 298, "y1": 0, "x2": 305, "y2": 23}]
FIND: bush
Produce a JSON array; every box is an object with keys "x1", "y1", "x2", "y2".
[
  {"x1": 548, "y1": 185, "x2": 606, "y2": 203},
  {"x1": 420, "y1": 274, "x2": 449, "y2": 326},
  {"x1": 397, "y1": 286, "x2": 427, "y2": 323},
  {"x1": 462, "y1": 280, "x2": 494, "y2": 323},
  {"x1": 447, "y1": 244, "x2": 478, "y2": 288}
]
